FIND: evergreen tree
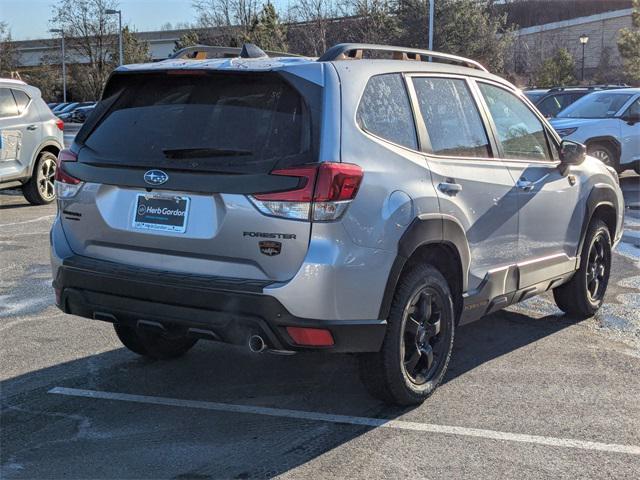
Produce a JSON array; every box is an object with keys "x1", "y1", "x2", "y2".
[
  {"x1": 617, "y1": 0, "x2": 640, "y2": 84},
  {"x1": 121, "y1": 27, "x2": 152, "y2": 64},
  {"x1": 245, "y1": 3, "x2": 288, "y2": 52},
  {"x1": 173, "y1": 31, "x2": 200, "y2": 53},
  {"x1": 534, "y1": 48, "x2": 576, "y2": 87}
]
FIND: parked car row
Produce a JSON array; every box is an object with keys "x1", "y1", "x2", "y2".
[
  {"x1": 47, "y1": 101, "x2": 96, "y2": 123},
  {"x1": 523, "y1": 84, "x2": 629, "y2": 118}
]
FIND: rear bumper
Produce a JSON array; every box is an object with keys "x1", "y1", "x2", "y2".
[{"x1": 53, "y1": 255, "x2": 386, "y2": 353}]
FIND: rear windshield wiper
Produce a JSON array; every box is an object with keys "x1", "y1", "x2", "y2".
[{"x1": 163, "y1": 148, "x2": 253, "y2": 159}]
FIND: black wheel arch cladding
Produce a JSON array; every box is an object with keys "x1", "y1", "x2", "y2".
[{"x1": 379, "y1": 214, "x2": 470, "y2": 320}]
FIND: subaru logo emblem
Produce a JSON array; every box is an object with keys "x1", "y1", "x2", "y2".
[{"x1": 144, "y1": 170, "x2": 169, "y2": 186}]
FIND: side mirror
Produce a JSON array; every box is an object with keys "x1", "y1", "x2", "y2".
[
  {"x1": 559, "y1": 140, "x2": 586, "y2": 173},
  {"x1": 622, "y1": 113, "x2": 640, "y2": 125}
]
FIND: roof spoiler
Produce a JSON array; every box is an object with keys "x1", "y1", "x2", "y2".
[
  {"x1": 317, "y1": 43, "x2": 488, "y2": 72},
  {"x1": 170, "y1": 44, "x2": 300, "y2": 60}
]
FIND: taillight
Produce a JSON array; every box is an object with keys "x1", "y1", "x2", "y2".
[
  {"x1": 55, "y1": 149, "x2": 83, "y2": 198},
  {"x1": 250, "y1": 163, "x2": 363, "y2": 221},
  {"x1": 55, "y1": 118, "x2": 64, "y2": 131}
]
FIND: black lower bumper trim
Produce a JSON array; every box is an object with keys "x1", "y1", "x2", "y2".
[{"x1": 54, "y1": 256, "x2": 386, "y2": 353}]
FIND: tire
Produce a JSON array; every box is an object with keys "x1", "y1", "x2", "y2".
[
  {"x1": 553, "y1": 219, "x2": 612, "y2": 318},
  {"x1": 114, "y1": 324, "x2": 197, "y2": 360},
  {"x1": 22, "y1": 151, "x2": 58, "y2": 205},
  {"x1": 587, "y1": 143, "x2": 619, "y2": 172},
  {"x1": 358, "y1": 264, "x2": 455, "y2": 405}
]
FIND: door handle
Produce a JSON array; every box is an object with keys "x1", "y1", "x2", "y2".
[
  {"x1": 438, "y1": 181, "x2": 462, "y2": 195},
  {"x1": 27, "y1": 124, "x2": 38, "y2": 131},
  {"x1": 516, "y1": 178, "x2": 534, "y2": 191}
]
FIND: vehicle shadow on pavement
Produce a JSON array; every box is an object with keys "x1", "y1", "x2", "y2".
[
  {"x1": 445, "y1": 308, "x2": 572, "y2": 385},
  {"x1": 1, "y1": 310, "x2": 575, "y2": 479}
]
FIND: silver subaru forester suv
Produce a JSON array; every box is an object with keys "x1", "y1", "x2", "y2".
[{"x1": 50, "y1": 44, "x2": 624, "y2": 405}]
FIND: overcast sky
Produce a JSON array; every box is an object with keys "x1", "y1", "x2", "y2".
[{"x1": 2, "y1": 0, "x2": 285, "y2": 41}]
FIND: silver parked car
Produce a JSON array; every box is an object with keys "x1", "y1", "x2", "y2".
[
  {"x1": 50, "y1": 44, "x2": 624, "y2": 405},
  {"x1": 0, "y1": 79, "x2": 65, "y2": 204},
  {"x1": 550, "y1": 88, "x2": 640, "y2": 174}
]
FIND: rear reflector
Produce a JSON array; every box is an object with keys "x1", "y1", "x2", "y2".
[
  {"x1": 286, "y1": 327, "x2": 335, "y2": 347},
  {"x1": 55, "y1": 118, "x2": 64, "y2": 131},
  {"x1": 250, "y1": 163, "x2": 363, "y2": 221}
]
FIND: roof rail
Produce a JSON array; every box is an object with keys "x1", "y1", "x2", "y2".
[
  {"x1": 317, "y1": 43, "x2": 488, "y2": 72},
  {"x1": 169, "y1": 44, "x2": 300, "y2": 60},
  {"x1": 546, "y1": 83, "x2": 632, "y2": 93}
]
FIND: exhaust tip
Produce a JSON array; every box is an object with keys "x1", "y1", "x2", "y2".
[{"x1": 248, "y1": 334, "x2": 266, "y2": 353}]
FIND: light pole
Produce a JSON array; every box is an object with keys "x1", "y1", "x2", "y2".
[
  {"x1": 428, "y1": 0, "x2": 435, "y2": 52},
  {"x1": 579, "y1": 34, "x2": 589, "y2": 81},
  {"x1": 49, "y1": 29, "x2": 66, "y2": 103},
  {"x1": 106, "y1": 9, "x2": 123, "y2": 66}
]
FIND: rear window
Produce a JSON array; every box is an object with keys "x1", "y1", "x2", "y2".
[
  {"x1": 83, "y1": 73, "x2": 313, "y2": 174},
  {"x1": 557, "y1": 92, "x2": 633, "y2": 119},
  {"x1": 0, "y1": 88, "x2": 18, "y2": 118},
  {"x1": 356, "y1": 74, "x2": 418, "y2": 150},
  {"x1": 11, "y1": 89, "x2": 31, "y2": 113}
]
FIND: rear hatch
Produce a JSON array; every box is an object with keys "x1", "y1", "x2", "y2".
[{"x1": 59, "y1": 69, "x2": 322, "y2": 282}]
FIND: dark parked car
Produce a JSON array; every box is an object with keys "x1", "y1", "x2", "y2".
[
  {"x1": 524, "y1": 85, "x2": 630, "y2": 118},
  {"x1": 57, "y1": 102, "x2": 95, "y2": 121},
  {"x1": 69, "y1": 104, "x2": 96, "y2": 123},
  {"x1": 52, "y1": 102, "x2": 72, "y2": 113}
]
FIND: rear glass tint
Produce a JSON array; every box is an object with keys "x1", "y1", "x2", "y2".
[{"x1": 83, "y1": 73, "x2": 312, "y2": 174}]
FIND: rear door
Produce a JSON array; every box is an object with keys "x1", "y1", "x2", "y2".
[
  {"x1": 475, "y1": 80, "x2": 581, "y2": 285},
  {"x1": 407, "y1": 75, "x2": 519, "y2": 292},
  {"x1": 61, "y1": 71, "x2": 322, "y2": 282}
]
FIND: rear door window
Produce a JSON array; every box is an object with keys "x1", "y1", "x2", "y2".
[
  {"x1": 0, "y1": 88, "x2": 19, "y2": 118},
  {"x1": 412, "y1": 77, "x2": 491, "y2": 158},
  {"x1": 356, "y1": 74, "x2": 418, "y2": 150},
  {"x1": 83, "y1": 73, "x2": 312, "y2": 174}
]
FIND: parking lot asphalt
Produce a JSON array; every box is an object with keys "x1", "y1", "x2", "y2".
[{"x1": 1, "y1": 183, "x2": 640, "y2": 479}]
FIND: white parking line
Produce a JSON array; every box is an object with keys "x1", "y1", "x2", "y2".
[
  {"x1": 49, "y1": 386, "x2": 640, "y2": 456},
  {"x1": 0, "y1": 215, "x2": 55, "y2": 228}
]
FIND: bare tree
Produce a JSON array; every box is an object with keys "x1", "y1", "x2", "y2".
[
  {"x1": 290, "y1": 0, "x2": 339, "y2": 56},
  {"x1": 0, "y1": 21, "x2": 18, "y2": 78},
  {"x1": 50, "y1": 0, "x2": 119, "y2": 100},
  {"x1": 338, "y1": 0, "x2": 400, "y2": 45},
  {"x1": 192, "y1": 0, "x2": 260, "y2": 44}
]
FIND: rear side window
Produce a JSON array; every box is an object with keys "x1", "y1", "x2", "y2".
[
  {"x1": 83, "y1": 73, "x2": 312, "y2": 174},
  {"x1": 0, "y1": 88, "x2": 19, "y2": 118},
  {"x1": 11, "y1": 89, "x2": 31, "y2": 113},
  {"x1": 356, "y1": 74, "x2": 418, "y2": 150},
  {"x1": 626, "y1": 98, "x2": 640, "y2": 116},
  {"x1": 412, "y1": 77, "x2": 491, "y2": 158},
  {"x1": 479, "y1": 83, "x2": 551, "y2": 161},
  {"x1": 538, "y1": 93, "x2": 581, "y2": 118}
]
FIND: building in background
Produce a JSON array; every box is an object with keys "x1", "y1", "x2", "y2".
[{"x1": 509, "y1": 6, "x2": 633, "y2": 83}]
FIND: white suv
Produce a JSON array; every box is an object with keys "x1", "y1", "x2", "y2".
[
  {"x1": 550, "y1": 88, "x2": 640, "y2": 174},
  {"x1": 0, "y1": 79, "x2": 64, "y2": 204}
]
